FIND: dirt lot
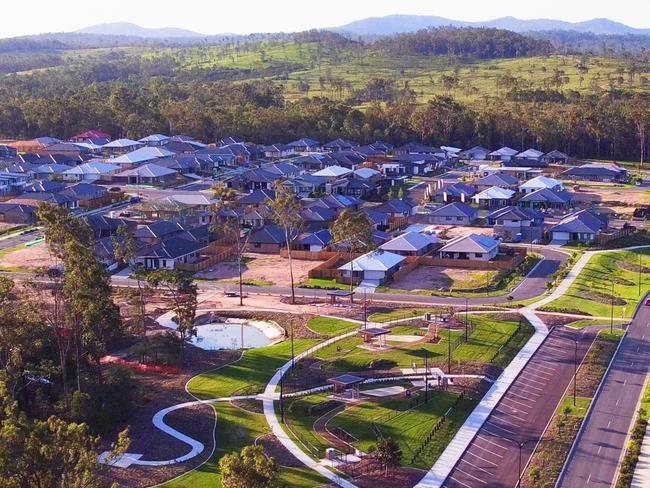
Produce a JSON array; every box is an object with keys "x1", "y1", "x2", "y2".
[
  {"x1": 572, "y1": 187, "x2": 650, "y2": 207},
  {"x1": 389, "y1": 265, "x2": 496, "y2": 292},
  {"x1": 196, "y1": 253, "x2": 323, "y2": 286},
  {"x1": 0, "y1": 241, "x2": 56, "y2": 270}
]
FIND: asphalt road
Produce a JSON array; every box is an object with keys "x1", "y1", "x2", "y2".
[
  {"x1": 0, "y1": 228, "x2": 42, "y2": 251},
  {"x1": 556, "y1": 302, "x2": 650, "y2": 488},
  {"x1": 442, "y1": 326, "x2": 597, "y2": 488}
]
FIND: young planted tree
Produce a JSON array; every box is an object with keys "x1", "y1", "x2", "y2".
[
  {"x1": 269, "y1": 184, "x2": 302, "y2": 304},
  {"x1": 113, "y1": 224, "x2": 152, "y2": 362},
  {"x1": 219, "y1": 444, "x2": 279, "y2": 488},
  {"x1": 331, "y1": 209, "x2": 375, "y2": 292},
  {"x1": 209, "y1": 202, "x2": 251, "y2": 306},
  {"x1": 373, "y1": 437, "x2": 402, "y2": 477},
  {"x1": 146, "y1": 269, "x2": 197, "y2": 363}
]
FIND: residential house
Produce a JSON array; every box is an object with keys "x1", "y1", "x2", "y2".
[
  {"x1": 0, "y1": 203, "x2": 37, "y2": 224},
  {"x1": 517, "y1": 188, "x2": 572, "y2": 210},
  {"x1": 35, "y1": 163, "x2": 73, "y2": 179},
  {"x1": 9, "y1": 191, "x2": 78, "y2": 209},
  {"x1": 287, "y1": 138, "x2": 320, "y2": 153},
  {"x1": 362, "y1": 208, "x2": 390, "y2": 231},
  {"x1": 61, "y1": 183, "x2": 110, "y2": 208},
  {"x1": 237, "y1": 189, "x2": 276, "y2": 206},
  {"x1": 379, "y1": 231, "x2": 440, "y2": 256},
  {"x1": 338, "y1": 250, "x2": 405, "y2": 287},
  {"x1": 377, "y1": 199, "x2": 412, "y2": 218},
  {"x1": 24, "y1": 179, "x2": 66, "y2": 193},
  {"x1": 282, "y1": 175, "x2": 326, "y2": 197},
  {"x1": 37, "y1": 143, "x2": 91, "y2": 159},
  {"x1": 262, "y1": 144, "x2": 295, "y2": 160},
  {"x1": 486, "y1": 206, "x2": 544, "y2": 242},
  {"x1": 135, "y1": 237, "x2": 206, "y2": 270},
  {"x1": 102, "y1": 138, "x2": 142, "y2": 155},
  {"x1": 561, "y1": 163, "x2": 628, "y2": 183},
  {"x1": 503, "y1": 157, "x2": 549, "y2": 169},
  {"x1": 478, "y1": 165, "x2": 542, "y2": 181},
  {"x1": 300, "y1": 206, "x2": 337, "y2": 231},
  {"x1": 292, "y1": 154, "x2": 337, "y2": 172},
  {"x1": 472, "y1": 186, "x2": 515, "y2": 208},
  {"x1": 115, "y1": 163, "x2": 179, "y2": 186},
  {"x1": 549, "y1": 210, "x2": 608, "y2": 244},
  {"x1": 543, "y1": 150, "x2": 570, "y2": 165},
  {"x1": 0, "y1": 172, "x2": 30, "y2": 195},
  {"x1": 83, "y1": 215, "x2": 135, "y2": 239},
  {"x1": 293, "y1": 229, "x2": 332, "y2": 252},
  {"x1": 134, "y1": 220, "x2": 185, "y2": 244},
  {"x1": 428, "y1": 202, "x2": 478, "y2": 225},
  {"x1": 323, "y1": 139, "x2": 358, "y2": 152},
  {"x1": 472, "y1": 173, "x2": 520, "y2": 191},
  {"x1": 70, "y1": 130, "x2": 111, "y2": 143},
  {"x1": 62, "y1": 161, "x2": 121, "y2": 182},
  {"x1": 519, "y1": 176, "x2": 564, "y2": 194},
  {"x1": 139, "y1": 134, "x2": 170, "y2": 146},
  {"x1": 248, "y1": 224, "x2": 290, "y2": 254},
  {"x1": 514, "y1": 148, "x2": 544, "y2": 162},
  {"x1": 488, "y1": 147, "x2": 519, "y2": 161},
  {"x1": 459, "y1": 145, "x2": 490, "y2": 161},
  {"x1": 312, "y1": 165, "x2": 353, "y2": 180},
  {"x1": 0, "y1": 145, "x2": 17, "y2": 159},
  {"x1": 438, "y1": 234, "x2": 500, "y2": 261},
  {"x1": 434, "y1": 182, "x2": 475, "y2": 204},
  {"x1": 226, "y1": 168, "x2": 281, "y2": 191},
  {"x1": 306, "y1": 194, "x2": 360, "y2": 214}
]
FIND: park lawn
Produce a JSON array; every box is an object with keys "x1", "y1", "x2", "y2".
[
  {"x1": 316, "y1": 330, "x2": 463, "y2": 372},
  {"x1": 307, "y1": 316, "x2": 359, "y2": 337},
  {"x1": 564, "y1": 318, "x2": 627, "y2": 329},
  {"x1": 162, "y1": 402, "x2": 323, "y2": 488},
  {"x1": 453, "y1": 315, "x2": 534, "y2": 367},
  {"x1": 298, "y1": 278, "x2": 350, "y2": 291},
  {"x1": 542, "y1": 249, "x2": 650, "y2": 318},
  {"x1": 328, "y1": 392, "x2": 476, "y2": 469},
  {"x1": 188, "y1": 339, "x2": 319, "y2": 399},
  {"x1": 368, "y1": 308, "x2": 444, "y2": 323},
  {"x1": 284, "y1": 393, "x2": 341, "y2": 459}
]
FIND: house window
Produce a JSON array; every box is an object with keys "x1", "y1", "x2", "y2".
[
  {"x1": 162, "y1": 259, "x2": 167, "y2": 267},
  {"x1": 456, "y1": 217, "x2": 463, "y2": 221},
  {"x1": 253, "y1": 242, "x2": 261, "y2": 248},
  {"x1": 475, "y1": 253, "x2": 483, "y2": 258},
  {"x1": 497, "y1": 220, "x2": 504, "y2": 225},
  {"x1": 445, "y1": 216, "x2": 452, "y2": 221}
]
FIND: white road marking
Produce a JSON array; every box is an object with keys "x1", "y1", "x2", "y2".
[
  {"x1": 455, "y1": 466, "x2": 488, "y2": 485},
  {"x1": 493, "y1": 414, "x2": 523, "y2": 428},
  {"x1": 509, "y1": 389, "x2": 540, "y2": 400},
  {"x1": 459, "y1": 458, "x2": 493, "y2": 477},
  {"x1": 448, "y1": 475, "x2": 473, "y2": 488},
  {"x1": 476, "y1": 434, "x2": 509, "y2": 451},
  {"x1": 518, "y1": 375, "x2": 548, "y2": 387},
  {"x1": 598, "y1": 446, "x2": 602, "y2": 454},
  {"x1": 470, "y1": 443, "x2": 504, "y2": 459},
  {"x1": 501, "y1": 397, "x2": 533, "y2": 410},
  {"x1": 465, "y1": 450, "x2": 498, "y2": 467},
  {"x1": 486, "y1": 421, "x2": 517, "y2": 436}
]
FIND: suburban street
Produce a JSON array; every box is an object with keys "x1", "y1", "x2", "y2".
[
  {"x1": 556, "y1": 300, "x2": 650, "y2": 488},
  {"x1": 442, "y1": 326, "x2": 596, "y2": 488}
]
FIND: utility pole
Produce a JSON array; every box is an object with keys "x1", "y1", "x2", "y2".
[{"x1": 291, "y1": 323, "x2": 295, "y2": 368}]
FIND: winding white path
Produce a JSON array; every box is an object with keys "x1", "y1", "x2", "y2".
[{"x1": 104, "y1": 246, "x2": 650, "y2": 485}]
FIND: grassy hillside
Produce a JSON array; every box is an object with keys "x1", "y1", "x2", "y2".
[{"x1": 15, "y1": 39, "x2": 650, "y2": 105}]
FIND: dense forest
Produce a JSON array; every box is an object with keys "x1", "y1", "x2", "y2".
[
  {"x1": 379, "y1": 27, "x2": 553, "y2": 58},
  {"x1": 0, "y1": 28, "x2": 648, "y2": 163}
]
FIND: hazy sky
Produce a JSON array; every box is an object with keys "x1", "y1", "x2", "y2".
[{"x1": 2, "y1": 0, "x2": 649, "y2": 37}]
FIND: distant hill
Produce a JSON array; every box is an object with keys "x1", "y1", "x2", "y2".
[
  {"x1": 76, "y1": 22, "x2": 204, "y2": 38},
  {"x1": 331, "y1": 15, "x2": 650, "y2": 37}
]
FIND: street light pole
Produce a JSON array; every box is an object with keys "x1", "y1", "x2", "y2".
[
  {"x1": 518, "y1": 442, "x2": 523, "y2": 488},
  {"x1": 291, "y1": 323, "x2": 295, "y2": 368},
  {"x1": 573, "y1": 339, "x2": 578, "y2": 406},
  {"x1": 424, "y1": 350, "x2": 429, "y2": 404},
  {"x1": 448, "y1": 322, "x2": 452, "y2": 375},
  {"x1": 610, "y1": 280, "x2": 615, "y2": 334},
  {"x1": 363, "y1": 288, "x2": 367, "y2": 330},
  {"x1": 465, "y1": 297, "x2": 469, "y2": 342},
  {"x1": 639, "y1": 252, "x2": 643, "y2": 297}
]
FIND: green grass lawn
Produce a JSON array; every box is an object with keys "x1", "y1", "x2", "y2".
[
  {"x1": 542, "y1": 249, "x2": 650, "y2": 318},
  {"x1": 284, "y1": 393, "x2": 340, "y2": 459},
  {"x1": 162, "y1": 402, "x2": 325, "y2": 488},
  {"x1": 453, "y1": 315, "x2": 534, "y2": 367},
  {"x1": 559, "y1": 396, "x2": 592, "y2": 418},
  {"x1": 315, "y1": 314, "x2": 527, "y2": 372},
  {"x1": 327, "y1": 392, "x2": 476, "y2": 469},
  {"x1": 368, "y1": 308, "x2": 444, "y2": 323},
  {"x1": 298, "y1": 278, "x2": 351, "y2": 291},
  {"x1": 188, "y1": 339, "x2": 319, "y2": 399},
  {"x1": 306, "y1": 316, "x2": 359, "y2": 337}
]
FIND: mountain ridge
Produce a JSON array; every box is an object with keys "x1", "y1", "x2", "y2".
[
  {"x1": 76, "y1": 22, "x2": 204, "y2": 38},
  {"x1": 329, "y1": 15, "x2": 650, "y2": 37}
]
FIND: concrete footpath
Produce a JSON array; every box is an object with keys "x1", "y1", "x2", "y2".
[{"x1": 632, "y1": 426, "x2": 650, "y2": 488}]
